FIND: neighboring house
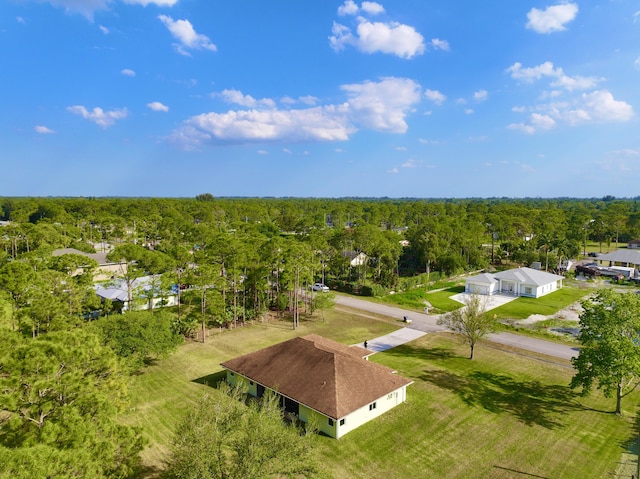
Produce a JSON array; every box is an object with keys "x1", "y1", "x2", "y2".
[
  {"x1": 465, "y1": 267, "x2": 564, "y2": 298},
  {"x1": 95, "y1": 275, "x2": 177, "y2": 312},
  {"x1": 342, "y1": 250, "x2": 367, "y2": 267},
  {"x1": 596, "y1": 249, "x2": 640, "y2": 278},
  {"x1": 628, "y1": 240, "x2": 640, "y2": 249},
  {"x1": 221, "y1": 334, "x2": 413, "y2": 439},
  {"x1": 52, "y1": 248, "x2": 127, "y2": 281}
]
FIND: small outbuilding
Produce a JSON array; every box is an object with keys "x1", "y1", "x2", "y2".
[{"x1": 221, "y1": 334, "x2": 413, "y2": 439}]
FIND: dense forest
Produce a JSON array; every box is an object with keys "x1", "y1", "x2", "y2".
[{"x1": 1, "y1": 195, "x2": 639, "y2": 476}]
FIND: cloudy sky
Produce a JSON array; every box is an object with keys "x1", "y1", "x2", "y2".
[{"x1": 2, "y1": 0, "x2": 639, "y2": 197}]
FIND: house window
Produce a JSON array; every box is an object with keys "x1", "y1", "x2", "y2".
[
  {"x1": 387, "y1": 393, "x2": 393, "y2": 399},
  {"x1": 339, "y1": 418, "x2": 345, "y2": 426},
  {"x1": 229, "y1": 372, "x2": 234, "y2": 376},
  {"x1": 524, "y1": 287, "x2": 532, "y2": 295},
  {"x1": 249, "y1": 381, "x2": 254, "y2": 386},
  {"x1": 328, "y1": 418, "x2": 334, "y2": 426},
  {"x1": 369, "y1": 402, "x2": 377, "y2": 411}
]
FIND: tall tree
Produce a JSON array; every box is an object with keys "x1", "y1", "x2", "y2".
[
  {"x1": 571, "y1": 290, "x2": 640, "y2": 415},
  {"x1": 437, "y1": 294, "x2": 494, "y2": 360},
  {"x1": 164, "y1": 386, "x2": 321, "y2": 479},
  {"x1": 0, "y1": 261, "x2": 36, "y2": 332},
  {"x1": 0, "y1": 329, "x2": 145, "y2": 477}
]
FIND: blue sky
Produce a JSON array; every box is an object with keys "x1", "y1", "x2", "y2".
[{"x1": 2, "y1": 0, "x2": 639, "y2": 198}]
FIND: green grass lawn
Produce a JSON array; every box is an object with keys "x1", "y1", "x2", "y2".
[
  {"x1": 491, "y1": 286, "x2": 592, "y2": 321},
  {"x1": 123, "y1": 309, "x2": 639, "y2": 479},
  {"x1": 377, "y1": 285, "x2": 465, "y2": 313}
]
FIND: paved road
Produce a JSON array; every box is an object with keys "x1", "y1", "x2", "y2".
[{"x1": 335, "y1": 295, "x2": 578, "y2": 361}]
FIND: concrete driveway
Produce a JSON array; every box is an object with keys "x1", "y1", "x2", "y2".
[
  {"x1": 449, "y1": 292, "x2": 518, "y2": 311},
  {"x1": 358, "y1": 328, "x2": 427, "y2": 353}
]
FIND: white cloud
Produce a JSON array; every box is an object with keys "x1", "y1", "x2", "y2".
[
  {"x1": 429, "y1": 38, "x2": 449, "y2": 51},
  {"x1": 216, "y1": 89, "x2": 276, "y2": 108},
  {"x1": 401, "y1": 158, "x2": 419, "y2": 168},
  {"x1": 425, "y1": 89, "x2": 446, "y2": 105},
  {"x1": 507, "y1": 61, "x2": 560, "y2": 81},
  {"x1": 99, "y1": 25, "x2": 109, "y2": 34},
  {"x1": 121, "y1": 68, "x2": 136, "y2": 77},
  {"x1": 507, "y1": 122, "x2": 536, "y2": 134},
  {"x1": 341, "y1": 77, "x2": 421, "y2": 133},
  {"x1": 508, "y1": 90, "x2": 633, "y2": 133},
  {"x1": 362, "y1": 1, "x2": 384, "y2": 15},
  {"x1": 17, "y1": 16, "x2": 26, "y2": 24},
  {"x1": 395, "y1": 146, "x2": 407, "y2": 151},
  {"x1": 635, "y1": 57, "x2": 640, "y2": 70},
  {"x1": 67, "y1": 105, "x2": 128, "y2": 127},
  {"x1": 330, "y1": 19, "x2": 425, "y2": 58},
  {"x1": 508, "y1": 61, "x2": 603, "y2": 92},
  {"x1": 551, "y1": 74, "x2": 603, "y2": 92},
  {"x1": 526, "y1": 3, "x2": 578, "y2": 34},
  {"x1": 257, "y1": 149, "x2": 268, "y2": 155},
  {"x1": 530, "y1": 113, "x2": 556, "y2": 130},
  {"x1": 147, "y1": 101, "x2": 169, "y2": 112},
  {"x1": 464, "y1": 108, "x2": 474, "y2": 115},
  {"x1": 32, "y1": 0, "x2": 177, "y2": 19},
  {"x1": 568, "y1": 90, "x2": 634, "y2": 123},
  {"x1": 171, "y1": 77, "x2": 421, "y2": 148},
  {"x1": 32, "y1": 0, "x2": 112, "y2": 19},
  {"x1": 338, "y1": 0, "x2": 359, "y2": 16},
  {"x1": 388, "y1": 167, "x2": 399, "y2": 174},
  {"x1": 158, "y1": 15, "x2": 216, "y2": 56},
  {"x1": 35, "y1": 125, "x2": 55, "y2": 134},
  {"x1": 337, "y1": 1, "x2": 384, "y2": 16},
  {"x1": 283, "y1": 148, "x2": 292, "y2": 154},
  {"x1": 474, "y1": 89, "x2": 488, "y2": 102},
  {"x1": 330, "y1": 5, "x2": 426, "y2": 59}
]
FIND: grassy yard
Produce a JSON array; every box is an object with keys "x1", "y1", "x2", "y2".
[
  {"x1": 123, "y1": 308, "x2": 639, "y2": 479},
  {"x1": 377, "y1": 285, "x2": 465, "y2": 313},
  {"x1": 490, "y1": 285, "x2": 593, "y2": 321}
]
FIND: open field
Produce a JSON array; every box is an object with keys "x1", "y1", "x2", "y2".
[{"x1": 123, "y1": 308, "x2": 639, "y2": 479}]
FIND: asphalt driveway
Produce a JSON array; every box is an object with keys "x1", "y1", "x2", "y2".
[{"x1": 336, "y1": 295, "x2": 578, "y2": 361}]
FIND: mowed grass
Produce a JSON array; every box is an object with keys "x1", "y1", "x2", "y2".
[
  {"x1": 122, "y1": 309, "x2": 399, "y2": 471},
  {"x1": 491, "y1": 286, "x2": 593, "y2": 321},
  {"x1": 124, "y1": 310, "x2": 639, "y2": 479},
  {"x1": 379, "y1": 285, "x2": 465, "y2": 313}
]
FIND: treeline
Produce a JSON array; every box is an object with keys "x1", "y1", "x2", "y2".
[{"x1": 1, "y1": 195, "x2": 640, "y2": 477}]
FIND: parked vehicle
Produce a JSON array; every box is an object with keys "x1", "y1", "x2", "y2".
[{"x1": 311, "y1": 283, "x2": 330, "y2": 292}]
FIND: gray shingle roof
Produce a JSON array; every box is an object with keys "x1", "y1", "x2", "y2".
[
  {"x1": 596, "y1": 250, "x2": 640, "y2": 266},
  {"x1": 493, "y1": 267, "x2": 563, "y2": 286}
]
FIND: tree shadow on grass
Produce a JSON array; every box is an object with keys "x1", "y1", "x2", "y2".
[
  {"x1": 383, "y1": 343, "x2": 457, "y2": 362},
  {"x1": 619, "y1": 408, "x2": 640, "y2": 452},
  {"x1": 421, "y1": 369, "x2": 581, "y2": 429},
  {"x1": 193, "y1": 370, "x2": 227, "y2": 389}
]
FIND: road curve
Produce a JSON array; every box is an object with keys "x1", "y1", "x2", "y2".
[{"x1": 334, "y1": 295, "x2": 578, "y2": 361}]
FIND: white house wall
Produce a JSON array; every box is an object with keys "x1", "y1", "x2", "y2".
[
  {"x1": 334, "y1": 385, "x2": 408, "y2": 439},
  {"x1": 225, "y1": 370, "x2": 409, "y2": 440}
]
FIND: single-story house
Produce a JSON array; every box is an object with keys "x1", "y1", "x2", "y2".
[
  {"x1": 52, "y1": 247, "x2": 127, "y2": 281},
  {"x1": 465, "y1": 267, "x2": 564, "y2": 298},
  {"x1": 220, "y1": 334, "x2": 413, "y2": 439},
  {"x1": 628, "y1": 240, "x2": 640, "y2": 249},
  {"x1": 95, "y1": 275, "x2": 177, "y2": 312},
  {"x1": 596, "y1": 250, "x2": 640, "y2": 278},
  {"x1": 342, "y1": 250, "x2": 367, "y2": 267}
]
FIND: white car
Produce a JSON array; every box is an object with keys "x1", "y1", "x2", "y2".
[{"x1": 311, "y1": 283, "x2": 329, "y2": 292}]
